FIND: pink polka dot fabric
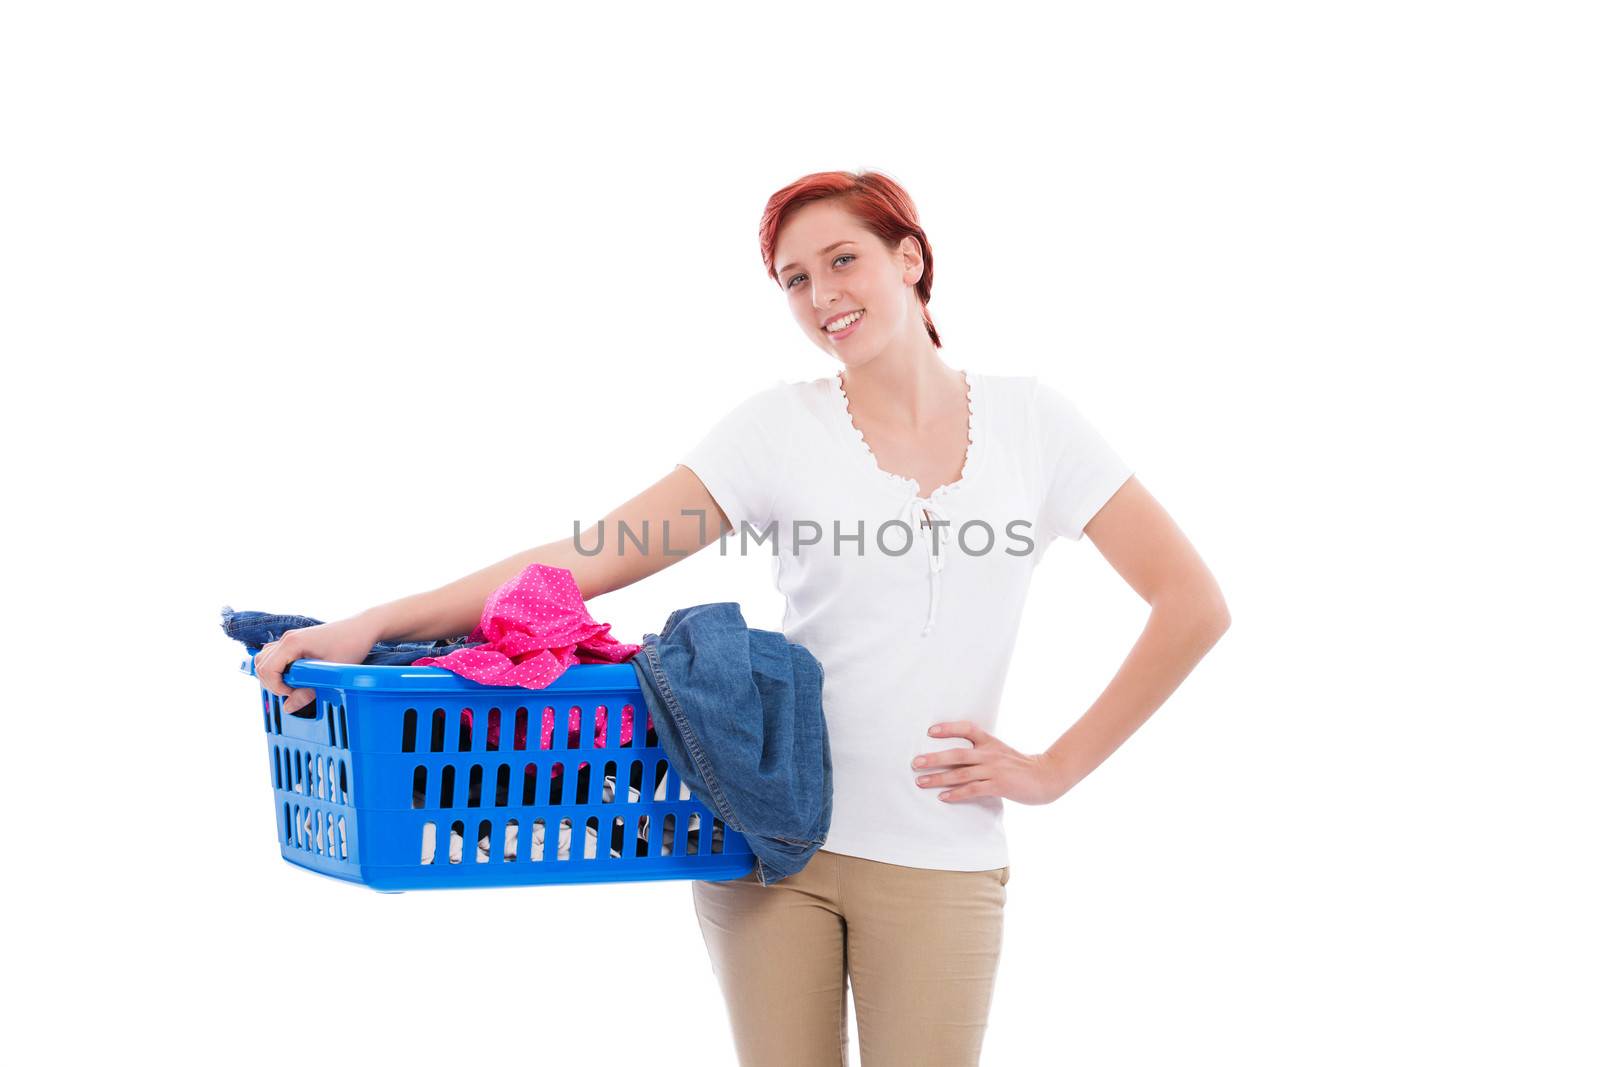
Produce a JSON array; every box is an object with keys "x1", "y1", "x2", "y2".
[
  {"x1": 414, "y1": 563, "x2": 646, "y2": 774},
  {"x1": 414, "y1": 562, "x2": 642, "y2": 687}
]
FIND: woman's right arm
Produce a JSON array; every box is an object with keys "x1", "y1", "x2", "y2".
[{"x1": 255, "y1": 463, "x2": 734, "y2": 711}]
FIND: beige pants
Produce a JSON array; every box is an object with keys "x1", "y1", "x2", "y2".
[{"x1": 691, "y1": 847, "x2": 1010, "y2": 1066}]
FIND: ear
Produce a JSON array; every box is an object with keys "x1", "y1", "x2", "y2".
[{"x1": 898, "y1": 235, "x2": 925, "y2": 286}]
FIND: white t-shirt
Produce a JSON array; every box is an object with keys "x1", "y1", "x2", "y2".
[{"x1": 678, "y1": 367, "x2": 1134, "y2": 872}]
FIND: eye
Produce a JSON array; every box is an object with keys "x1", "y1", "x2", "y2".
[{"x1": 784, "y1": 254, "x2": 855, "y2": 291}]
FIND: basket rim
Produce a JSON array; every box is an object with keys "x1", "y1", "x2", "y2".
[{"x1": 242, "y1": 657, "x2": 642, "y2": 694}]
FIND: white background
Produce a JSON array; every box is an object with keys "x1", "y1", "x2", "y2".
[{"x1": 5, "y1": 2, "x2": 1595, "y2": 1063}]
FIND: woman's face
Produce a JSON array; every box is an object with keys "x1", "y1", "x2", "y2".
[{"x1": 773, "y1": 199, "x2": 922, "y2": 366}]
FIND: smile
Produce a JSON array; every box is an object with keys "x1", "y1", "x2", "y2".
[{"x1": 825, "y1": 309, "x2": 865, "y2": 338}]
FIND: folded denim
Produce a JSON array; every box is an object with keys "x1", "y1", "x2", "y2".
[
  {"x1": 629, "y1": 602, "x2": 832, "y2": 887},
  {"x1": 220, "y1": 605, "x2": 482, "y2": 666}
]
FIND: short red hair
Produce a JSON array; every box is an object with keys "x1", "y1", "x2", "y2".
[{"x1": 759, "y1": 169, "x2": 941, "y2": 348}]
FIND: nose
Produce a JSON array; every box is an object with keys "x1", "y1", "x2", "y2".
[{"x1": 810, "y1": 282, "x2": 839, "y2": 312}]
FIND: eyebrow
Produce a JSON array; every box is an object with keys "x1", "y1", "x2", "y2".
[{"x1": 778, "y1": 240, "x2": 856, "y2": 277}]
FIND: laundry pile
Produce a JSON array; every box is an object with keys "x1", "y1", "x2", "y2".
[
  {"x1": 413, "y1": 562, "x2": 641, "y2": 685},
  {"x1": 227, "y1": 565, "x2": 644, "y2": 782}
]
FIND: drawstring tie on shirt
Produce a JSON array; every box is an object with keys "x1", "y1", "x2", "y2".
[{"x1": 899, "y1": 495, "x2": 952, "y2": 637}]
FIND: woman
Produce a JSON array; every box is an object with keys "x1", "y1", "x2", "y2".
[{"x1": 252, "y1": 169, "x2": 1230, "y2": 1066}]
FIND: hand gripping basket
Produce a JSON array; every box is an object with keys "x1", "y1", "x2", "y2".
[{"x1": 243, "y1": 657, "x2": 757, "y2": 892}]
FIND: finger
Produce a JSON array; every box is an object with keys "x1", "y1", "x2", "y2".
[
  {"x1": 256, "y1": 640, "x2": 294, "y2": 699},
  {"x1": 953, "y1": 720, "x2": 988, "y2": 743},
  {"x1": 940, "y1": 781, "x2": 989, "y2": 802},
  {"x1": 913, "y1": 748, "x2": 981, "y2": 771},
  {"x1": 919, "y1": 764, "x2": 981, "y2": 788},
  {"x1": 928, "y1": 720, "x2": 978, "y2": 740},
  {"x1": 283, "y1": 687, "x2": 317, "y2": 715},
  {"x1": 253, "y1": 641, "x2": 278, "y2": 685}
]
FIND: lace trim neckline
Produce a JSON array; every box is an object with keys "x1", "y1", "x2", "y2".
[{"x1": 828, "y1": 367, "x2": 979, "y2": 501}]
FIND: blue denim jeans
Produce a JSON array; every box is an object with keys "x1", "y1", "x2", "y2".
[
  {"x1": 630, "y1": 602, "x2": 832, "y2": 887},
  {"x1": 219, "y1": 605, "x2": 482, "y2": 665}
]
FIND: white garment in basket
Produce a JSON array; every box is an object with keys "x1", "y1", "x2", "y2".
[
  {"x1": 298, "y1": 764, "x2": 723, "y2": 866},
  {"x1": 409, "y1": 766, "x2": 720, "y2": 864}
]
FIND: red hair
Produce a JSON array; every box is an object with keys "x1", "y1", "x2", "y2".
[{"x1": 759, "y1": 169, "x2": 941, "y2": 348}]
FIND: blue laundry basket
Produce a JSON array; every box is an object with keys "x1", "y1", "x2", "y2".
[{"x1": 242, "y1": 656, "x2": 757, "y2": 892}]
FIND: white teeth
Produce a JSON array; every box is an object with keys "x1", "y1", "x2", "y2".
[{"x1": 826, "y1": 310, "x2": 863, "y2": 332}]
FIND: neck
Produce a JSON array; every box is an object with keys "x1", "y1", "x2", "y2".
[{"x1": 838, "y1": 335, "x2": 956, "y2": 430}]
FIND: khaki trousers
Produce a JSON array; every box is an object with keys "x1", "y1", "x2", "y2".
[{"x1": 691, "y1": 847, "x2": 1010, "y2": 1066}]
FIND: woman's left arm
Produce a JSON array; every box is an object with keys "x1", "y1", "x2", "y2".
[
  {"x1": 1035, "y1": 475, "x2": 1230, "y2": 798},
  {"x1": 916, "y1": 476, "x2": 1230, "y2": 805}
]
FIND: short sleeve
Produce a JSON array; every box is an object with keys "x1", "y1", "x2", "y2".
[
  {"x1": 678, "y1": 382, "x2": 792, "y2": 535},
  {"x1": 1032, "y1": 378, "x2": 1134, "y2": 542}
]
